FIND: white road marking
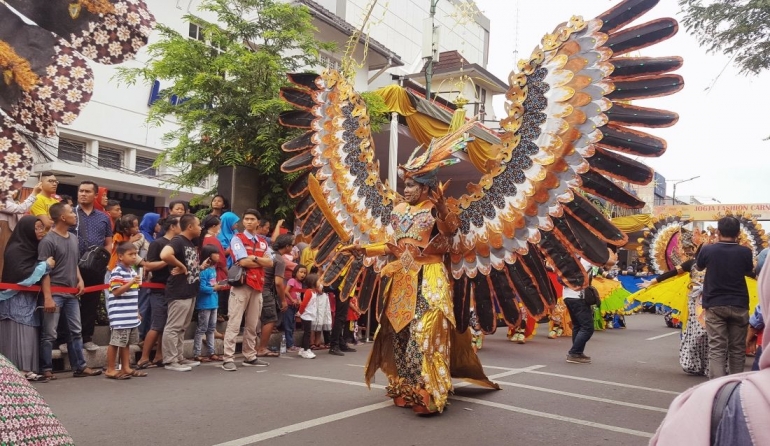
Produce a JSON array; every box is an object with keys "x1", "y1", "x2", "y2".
[
  {"x1": 494, "y1": 381, "x2": 668, "y2": 412},
  {"x1": 288, "y1": 373, "x2": 654, "y2": 439},
  {"x1": 525, "y1": 370, "x2": 681, "y2": 395},
  {"x1": 646, "y1": 331, "x2": 680, "y2": 341},
  {"x1": 211, "y1": 401, "x2": 393, "y2": 446},
  {"x1": 450, "y1": 395, "x2": 654, "y2": 438}
]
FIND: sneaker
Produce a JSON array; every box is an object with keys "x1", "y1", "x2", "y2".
[
  {"x1": 58, "y1": 343, "x2": 68, "y2": 354},
  {"x1": 340, "y1": 346, "x2": 357, "y2": 352},
  {"x1": 287, "y1": 346, "x2": 300, "y2": 353},
  {"x1": 566, "y1": 354, "x2": 591, "y2": 364},
  {"x1": 578, "y1": 353, "x2": 591, "y2": 361},
  {"x1": 329, "y1": 348, "x2": 345, "y2": 356},
  {"x1": 243, "y1": 358, "x2": 270, "y2": 367},
  {"x1": 83, "y1": 342, "x2": 99, "y2": 352},
  {"x1": 299, "y1": 349, "x2": 316, "y2": 359},
  {"x1": 179, "y1": 359, "x2": 201, "y2": 367},
  {"x1": 221, "y1": 361, "x2": 237, "y2": 372},
  {"x1": 164, "y1": 362, "x2": 192, "y2": 372}
]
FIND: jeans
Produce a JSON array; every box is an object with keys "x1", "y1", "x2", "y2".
[
  {"x1": 564, "y1": 298, "x2": 594, "y2": 356},
  {"x1": 330, "y1": 293, "x2": 350, "y2": 350},
  {"x1": 40, "y1": 294, "x2": 87, "y2": 373},
  {"x1": 193, "y1": 309, "x2": 218, "y2": 357},
  {"x1": 283, "y1": 306, "x2": 297, "y2": 348},
  {"x1": 137, "y1": 287, "x2": 152, "y2": 340},
  {"x1": 705, "y1": 306, "x2": 749, "y2": 379}
]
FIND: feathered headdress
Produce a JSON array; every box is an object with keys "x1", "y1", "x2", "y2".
[{"x1": 397, "y1": 120, "x2": 476, "y2": 188}]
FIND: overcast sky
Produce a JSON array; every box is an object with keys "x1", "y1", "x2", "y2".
[{"x1": 473, "y1": 0, "x2": 769, "y2": 205}]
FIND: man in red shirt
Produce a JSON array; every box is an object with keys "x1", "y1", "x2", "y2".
[{"x1": 221, "y1": 209, "x2": 273, "y2": 371}]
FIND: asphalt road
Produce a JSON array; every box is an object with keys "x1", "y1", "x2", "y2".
[{"x1": 36, "y1": 313, "x2": 744, "y2": 446}]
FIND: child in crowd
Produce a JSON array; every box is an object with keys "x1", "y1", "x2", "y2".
[
  {"x1": 345, "y1": 295, "x2": 362, "y2": 345},
  {"x1": 110, "y1": 214, "x2": 143, "y2": 270},
  {"x1": 298, "y1": 273, "x2": 327, "y2": 359},
  {"x1": 285, "y1": 265, "x2": 308, "y2": 353},
  {"x1": 105, "y1": 242, "x2": 147, "y2": 380},
  {"x1": 194, "y1": 245, "x2": 224, "y2": 362}
]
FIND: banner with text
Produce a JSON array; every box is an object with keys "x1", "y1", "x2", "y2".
[{"x1": 653, "y1": 204, "x2": 770, "y2": 221}]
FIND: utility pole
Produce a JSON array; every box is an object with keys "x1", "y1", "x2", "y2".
[
  {"x1": 671, "y1": 176, "x2": 700, "y2": 205},
  {"x1": 425, "y1": 0, "x2": 439, "y2": 100}
]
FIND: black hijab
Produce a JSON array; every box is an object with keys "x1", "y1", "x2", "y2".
[{"x1": 2, "y1": 216, "x2": 42, "y2": 284}]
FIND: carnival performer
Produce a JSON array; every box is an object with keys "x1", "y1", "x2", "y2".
[
  {"x1": 636, "y1": 230, "x2": 709, "y2": 375},
  {"x1": 278, "y1": 0, "x2": 684, "y2": 416},
  {"x1": 346, "y1": 173, "x2": 498, "y2": 414}
]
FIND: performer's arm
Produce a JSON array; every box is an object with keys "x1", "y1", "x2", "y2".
[{"x1": 644, "y1": 259, "x2": 695, "y2": 287}]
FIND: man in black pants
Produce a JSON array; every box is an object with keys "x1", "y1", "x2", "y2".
[
  {"x1": 697, "y1": 216, "x2": 755, "y2": 379},
  {"x1": 329, "y1": 277, "x2": 356, "y2": 356},
  {"x1": 71, "y1": 181, "x2": 113, "y2": 351}
]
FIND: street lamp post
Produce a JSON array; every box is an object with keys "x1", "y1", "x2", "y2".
[{"x1": 671, "y1": 176, "x2": 700, "y2": 205}]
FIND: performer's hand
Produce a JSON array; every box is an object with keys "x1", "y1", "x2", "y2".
[
  {"x1": 638, "y1": 279, "x2": 653, "y2": 289},
  {"x1": 341, "y1": 244, "x2": 365, "y2": 257},
  {"x1": 429, "y1": 180, "x2": 451, "y2": 219}
]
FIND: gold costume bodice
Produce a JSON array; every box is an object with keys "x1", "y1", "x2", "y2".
[{"x1": 390, "y1": 201, "x2": 436, "y2": 250}]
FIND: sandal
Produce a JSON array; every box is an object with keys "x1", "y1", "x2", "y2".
[
  {"x1": 105, "y1": 372, "x2": 131, "y2": 380},
  {"x1": 124, "y1": 370, "x2": 148, "y2": 377},
  {"x1": 24, "y1": 371, "x2": 49, "y2": 383},
  {"x1": 136, "y1": 360, "x2": 157, "y2": 369},
  {"x1": 42, "y1": 371, "x2": 57, "y2": 381},
  {"x1": 208, "y1": 355, "x2": 223, "y2": 362},
  {"x1": 194, "y1": 356, "x2": 212, "y2": 363},
  {"x1": 257, "y1": 351, "x2": 280, "y2": 357},
  {"x1": 73, "y1": 367, "x2": 102, "y2": 377}
]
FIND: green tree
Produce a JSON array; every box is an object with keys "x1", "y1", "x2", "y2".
[
  {"x1": 679, "y1": 0, "x2": 770, "y2": 75},
  {"x1": 117, "y1": 0, "x2": 333, "y2": 217}
]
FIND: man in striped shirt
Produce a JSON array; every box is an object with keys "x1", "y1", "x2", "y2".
[{"x1": 104, "y1": 242, "x2": 146, "y2": 380}]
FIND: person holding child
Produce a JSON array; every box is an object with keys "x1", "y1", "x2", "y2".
[
  {"x1": 194, "y1": 245, "x2": 224, "y2": 362},
  {"x1": 104, "y1": 242, "x2": 147, "y2": 380}
]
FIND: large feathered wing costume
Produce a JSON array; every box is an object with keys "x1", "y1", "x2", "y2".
[
  {"x1": 0, "y1": 0, "x2": 155, "y2": 195},
  {"x1": 279, "y1": 0, "x2": 683, "y2": 334}
]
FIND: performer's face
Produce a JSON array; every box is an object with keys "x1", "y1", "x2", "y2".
[{"x1": 403, "y1": 178, "x2": 426, "y2": 205}]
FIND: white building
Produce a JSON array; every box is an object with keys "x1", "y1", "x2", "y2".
[{"x1": 25, "y1": 0, "x2": 505, "y2": 215}]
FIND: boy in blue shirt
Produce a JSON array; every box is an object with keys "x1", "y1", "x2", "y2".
[
  {"x1": 194, "y1": 245, "x2": 224, "y2": 362},
  {"x1": 105, "y1": 242, "x2": 147, "y2": 379}
]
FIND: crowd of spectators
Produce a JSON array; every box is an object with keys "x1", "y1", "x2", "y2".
[{"x1": 0, "y1": 179, "x2": 364, "y2": 381}]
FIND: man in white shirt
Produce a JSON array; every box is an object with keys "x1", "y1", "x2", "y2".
[{"x1": 563, "y1": 248, "x2": 617, "y2": 364}]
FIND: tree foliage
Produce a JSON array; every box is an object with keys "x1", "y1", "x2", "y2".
[
  {"x1": 679, "y1": 0, "x2": 770, "y2": 75},
  {"x1": 117, "y1": 0, "x2": 334, "y2": 218}
]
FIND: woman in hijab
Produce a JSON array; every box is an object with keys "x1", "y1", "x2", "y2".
[
  {"x1": 94, "y1": 187, "x2": 109, "y2": 213},
  {"x1": 217, "y1": 211, "x2": 240, "y2": 268},
  {"x1": 201, "y1": 215, "x2": 230, "y2": 331},
  {"x1": 651, "y1": 266, "x2": 770, "y2": 446},
  {"x1": 0, "y1": 216, "x2": 54, "y2": 381},
  {"x1": 138, "y1": 212, "x2": 160, "y2": 258}
]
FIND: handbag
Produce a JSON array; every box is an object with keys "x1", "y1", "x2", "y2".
[
  {"x1": 78, "y1": 245, "x2": 110, "y2": 274},
  {"x1": 227, "y1": 264, "x2": 245, "y2": 287},
  {"x1": 581, "y1": 268, "x2": 600, "y2": 306}
]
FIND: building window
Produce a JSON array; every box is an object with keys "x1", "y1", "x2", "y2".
[
  {"x1": 57, "y1": 138, "x2": 85, "y2": 163},
  {"x1": 98, "y1": 147, "x2": 123, "y2": 169},
  {"x1": 319, "y1": 53, "x2": 342, "y2": 71},
  {"x1": 475, "y1": 85, "x2": 487, "y2": 119},
  {"x1": 136, "y1": 156, "x2": 157, "y2": 177},
  {"x1": 188, "y1": 22, "x2": 224, "y2": 56}
]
